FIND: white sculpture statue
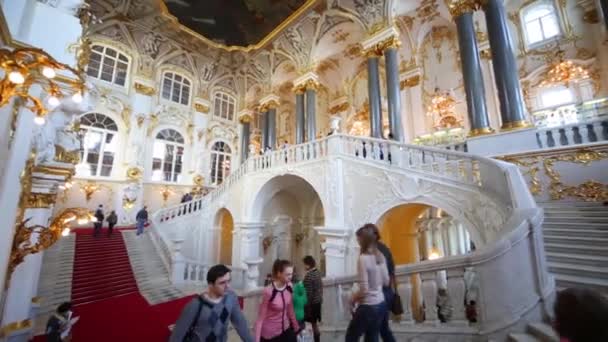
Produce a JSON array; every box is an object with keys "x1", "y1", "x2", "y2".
[
  {"x1": 33, "y1": 84, "x2": 95, "y2": 164},
  {"x1": 330, "y1": 115, "x2": 342, "y2": 134},
  {"x1": 249, "y1": 143, "x2": 257, "y2": 156}
]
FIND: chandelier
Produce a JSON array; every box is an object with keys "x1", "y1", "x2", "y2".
[
  {"x1": 0, "y1": 47, "x2": 85, "y2": 125},
  {"x1": 540, "y1": 53, "x2": 589, "y2": 88},
  {"x1": 427, "y1": 87, "x2": 457, "y2": 119}
]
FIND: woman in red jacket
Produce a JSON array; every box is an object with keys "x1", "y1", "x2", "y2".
[{"x1": 255, "y1": 259, "x2": 301, "y2": 342}]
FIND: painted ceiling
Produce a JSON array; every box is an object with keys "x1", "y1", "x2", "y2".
[{"x1": 163, "y1": 0, "x2": 307, "y2": 47}]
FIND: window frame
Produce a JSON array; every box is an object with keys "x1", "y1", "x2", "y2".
[
  {"x1": 77, "y1": 113, "x2": 119, "y2": 178},
  {"x1": 521, "y1": 1, "x2": 562, "y2": 49},
  {"x1": 85, "y1": 44, "x2": 131, "y2": 87},
  {"x1": 151, "y1": 129, "x2": 186, "y2": 183},
  {"x1": 212, "y1": 91, "x2": 237, "y2": 122},
  {"x1": 210, "y1": 141, "x2": 232, "y2": 185},
  {"x1": 160, "y1": 72, "x2": 192, "y2": 106}
]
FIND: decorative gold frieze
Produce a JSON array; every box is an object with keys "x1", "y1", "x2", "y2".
[
  {"x1": 195, "y1": 103, "x2": 210, "y2": 113},
  {"x1": 54, "y1": 145, "x2": 80, "y2": 164},
  {"x1": 0, "y1": 319, "x2": 32, "y2": 338},
  {"x1": 400, "y1": 75, "x2": 421, "y2": 90},
  {"x1": 134, "y1": 82, "x2": 156, "y2": 96},
  {"x1": 329, "y1": 102, "x2": 349, "y2": 114},
  {"x1": 25, "y1": 193, "x2": 57, "y2": 209}
]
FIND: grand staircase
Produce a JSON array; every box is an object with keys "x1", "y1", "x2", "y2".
[
  {"x1": 71, "y1": 229, "x2": 138, "y2": 305},
  {"x1": 542, "y1": 202, "x2": 608, "y2": 294}
]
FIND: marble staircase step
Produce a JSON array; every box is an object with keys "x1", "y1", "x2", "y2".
[
  {"x1": 544, "y1": 227, "x2": 608, "y2": 238},
  {"x1": 544, "y1": 242, "x2": 608, "y2": 257},
  {"x1": 547, "y1": 261, "x2": 608, "y2": 280},
  {"x1": 544, "y1": 235, "x2": 608, "y2": 247},
  {"x1": 553, "y1": 274, "x2": 608, "y2": 294},
  {"x1": 546, "y1": 251, "x2": 608, "y2": 267},
  {"x1": 508, "y1": 333, "x2": 540, "y2": 342},
  {"x1": 528, "y1": 322, "x2": 559, "y2": 342},
  {"x1": 543, "y1": 221, "x2": 608, "y2": 229}
]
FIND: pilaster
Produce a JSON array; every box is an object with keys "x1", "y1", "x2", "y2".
[{"x1": 316, "y1": 227, "x2": 350, "y2": 277}]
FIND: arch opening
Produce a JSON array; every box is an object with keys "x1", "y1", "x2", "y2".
[
  {"x1": 215, "y1": 208, "x2": 234, "y2": 266},
  {"x1": 250, "y1": 175, "x2": 325, "y2": 280}
]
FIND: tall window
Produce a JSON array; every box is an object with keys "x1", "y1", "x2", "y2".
[
  {"x1": 86, "y1": 45, "x2": 129, "y2": 86},
  {"x1": 213, "y1": 92, "x2": 236, "y2": 121},
  {"x1": 161, "y1": 72, "x2": 191, "y2": 105},
  {"x1": 540, "y1": 86, "x2": 574, "y2": 108},
  {"x1": 152, "y1": 129, "x2": 185, "y2": 182},
  {"x1": 210, "y1": 141, "x2": 232, "y2": 184},
  {"x1": 78, "y1": 113, "x2": 118, "y2": 177},
  {"x1": 522, "y1": 2, "x2": 560, "y2": 47}
]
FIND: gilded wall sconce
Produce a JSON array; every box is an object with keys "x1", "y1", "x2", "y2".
[
  {"x1": 160, "y1": 186, "x2": 173, "y2": 205},
  {"x1": 0, "y1": 47, "x2": 85, "y2": 125}
]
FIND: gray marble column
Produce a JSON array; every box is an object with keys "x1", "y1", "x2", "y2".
[
  {"x1": 306, "y1": 88, "x2": 317, "y2": 141},
  {"x1": 267, "y1": 107, "x2": 277, "y2": 149},
  {"x1": 384, "y1": 48, "x2": 404, "y2": 142},
  {"x1": 240, "y1": 120, "x2": 250, "y2": 163},
  {"x1": 367, "y1": 56, "x2": 383, "y2": 138},
  {"x1": 261, "y1": 111, "x2": 269, "y2": 150},
  {"x1": 296, "y1": 92, "x2": 305, "y2": 143},
  {"x1": 455, "y1": 11, "x2": 493, "y2": 135},
  {"x1": 483, "y1": 0, "x2": 528, "y2": 128},
  {"x1": 601, "y1": 0, "x2": 608, "y2": 31}
]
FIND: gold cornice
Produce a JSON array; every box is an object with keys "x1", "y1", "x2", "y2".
[
  {"x1": 25, "y1": 193, "x2": 57, "y2": 209},
  {"x1": 195, "y1": 103, "x2": 210, "y2": 113},
  {"x1": 134, "y1": 82, "x2": 156, "y2": 96},
  {"x1": 158, "y1": 0, "x2": 320, "y2": 53},
  {"x1": 259, "y1": 99, "x2": 280, "y2": 112}
]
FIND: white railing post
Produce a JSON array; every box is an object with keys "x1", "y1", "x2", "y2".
[
  {"x1": 244, "y1": 258, "x2": 263, "y2": 290},
  {"x1": 421, "y1": 270, "x2": 439, "y2": 325},
  {"x1": 171, "y1": 239, "x2": 186, "y2": 284},
  {"x1": 446, "y1": 268, "x2": 468, "y2": 326},
  {"x1": 397, "y1": 276, "x2": 414, "y2": 325}
]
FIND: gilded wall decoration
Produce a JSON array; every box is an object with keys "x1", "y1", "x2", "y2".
[
  {"x1": 134, "y1": 82, "x2": 156, "y2": 96},
  {"x1": 416, "y1": 0, "x2": 439, "y2": 24},
  {"x1": 25, "y1": 193, "x2": 58, "y2": 209},
  {"x1": 331, "y1": 29, "x2": 350, "y2": 43},
  {"x1": 499, "y1": 148, "x2": 608, "y2": 202},
  {"x1": 126, "y1": 167, "x2": 143, "y2": 181},
  {"x1": 54, "y1": 145, "x2": 80, "y2": 164}
]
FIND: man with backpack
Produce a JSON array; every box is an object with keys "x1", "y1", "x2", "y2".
[
  {"x1": 93, "y1": 205, "x2": 104, "y2": 237},
  {"x1": 170, "y1": 264, "x2": 253, "y2": 342}
]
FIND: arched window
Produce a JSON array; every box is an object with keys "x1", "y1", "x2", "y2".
[
  {"x1": 161, "y1": 72, "x2": 191, "y2": 105},
  {"x1": 210, "y1": 141, "x2": 232, "y2": 184},
  {"x1": 522, "y1": 2, "x2": 560, "y2": 47},
  {"x1": 152, "y1": 129, "x2": 185, "y2": 182},
  {"x1": 78, "y1": 113, "x2": 118, "y2": 177},
  {"x1": 213, "y1": 92, "x2": 236, "y2": 121},
  {"x1": 86, "y1": 45, "x2": 129, "y2": 86}
]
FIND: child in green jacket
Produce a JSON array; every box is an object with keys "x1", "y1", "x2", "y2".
[{"x1": 292, "y1": 273, "x2": 308, "y2": 329}]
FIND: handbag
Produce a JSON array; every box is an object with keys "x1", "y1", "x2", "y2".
[
  {"x1": 390, "y1": 278, "x2": 404, "y2": 316},
  {"x1": 183, "y1": 296, "x2": 204, "y2": 342}
]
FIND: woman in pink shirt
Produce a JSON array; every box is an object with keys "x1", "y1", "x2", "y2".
[{"x1": 255, "y1": 259, "x2": 301, "y2": 342}]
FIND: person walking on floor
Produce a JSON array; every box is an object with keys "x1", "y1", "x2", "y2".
[
  {"x1": 170, "y1": 264, "x2": 254, "y2": 342},
  {"x1": 302, "y1": 256, "x2": 322, "y2": 342},
  {"x1": 292, "y1": 271, "x2": 307, "y2": 331},
  {"x1": 371, "y1": 226, "x2": 397, "y2": 342},
  {"x1": 45, "y1": 302, "x2": 78, "y2": 342},
  {"x1": 345, "y1": 224, "x2": 390, "y2": 342},
  {"x1": 93, "y1": 205, "x2": 104, "y2": 237},
  {"x1": 106, "y1": 210, "x2": 117, "y2": 236},
  {"x1": 135, "y1": 206, "x2": 148, "y2": 236},
  {"x1": 255, "y1": 259, "x2": 301, "y2": 342}
]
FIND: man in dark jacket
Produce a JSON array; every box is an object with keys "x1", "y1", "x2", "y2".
[
  {"x1": 136, "y1": 206, "x2": 148, "y2": 236},
  {"x1": 93, "y1": 205, "x2": 104, "y2": 237},
  {"x1": 46, "y1": 302, "x2": 74, "y2": 342},
  {"x1": 106, "y1": 210, "x2": 118, "y2": 236}
]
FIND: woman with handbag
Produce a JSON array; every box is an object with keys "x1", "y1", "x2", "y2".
[
  {"x1": 345, "y1": 224, "x2": 390, "y2": 342},
  {"x1": 255, "y1": 259, "x2": 301, "y2": 342}
]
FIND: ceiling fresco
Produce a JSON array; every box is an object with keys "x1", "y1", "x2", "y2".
[{"x1": 163, "y1": 0, "x2": 307, "y2": 47}]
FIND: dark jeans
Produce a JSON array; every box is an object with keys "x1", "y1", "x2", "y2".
[
  {"x1": 345, "y1": 302, "x2": 386, "y2": 342},
  {"x1": 108, "y1": 223, "x2": 115, "y2": 235},
  {"x1": 93, "y1": 223, "x2": 101, "y2": 236},
  {"x1": 376, "y1": 287, "x2": 396, "y2": 342}
]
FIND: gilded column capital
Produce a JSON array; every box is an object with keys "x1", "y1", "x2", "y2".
[
  {"x1": 239, "y1": 114, "x2": 253, "y2": 124},
  {"x1": 293, "y1": 84, "x2": 307, "y2": 94},
  {"x1": 376, "y1": 35, "x2": 402, "y2": 52},
  {"x1": 293, "y1": 72, "x2": 321, "y2": 93},
  {"x1": 449, "y1": 0, "x2": 482, "y2": 18},
  {"x1": 25, "y1": 193, "x2": 57, "y2": 209},
  {"x1": 259, "y1": 94, "x2": 281, "y2": 112}
]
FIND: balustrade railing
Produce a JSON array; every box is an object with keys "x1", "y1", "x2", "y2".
[
  {"x1": 536, "y1": 117, "x2": 608, "y2": 148},
  {"x1": 174, "y1": 259, "x2": 247, "y2": 290}
]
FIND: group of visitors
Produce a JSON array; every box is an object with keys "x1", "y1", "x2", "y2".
[
  {"x1": 92, "y1": 204, "x2": 117, "y2": 237},
  {"x1": 90, "y1": 204, "x2": 149, "y2": 237}
]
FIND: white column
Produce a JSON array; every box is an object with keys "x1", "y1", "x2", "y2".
[
  {"x1": 317, "y1": 227, "x2": 349, "y2": 278},
  {"x1": 235, "y1": 223, "x2": 263, "y2": 269},
  {"x1": 0, "y1": 105, "x2": 35, "y2": 317}
]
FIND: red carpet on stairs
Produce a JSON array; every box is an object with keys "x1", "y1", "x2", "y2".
[
  {"x1": 71, "y1": 228, "x2": 138, "y2": 306},
  {"x1": 34, "y1": 227, "x2": 197, "y2": 342}
]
